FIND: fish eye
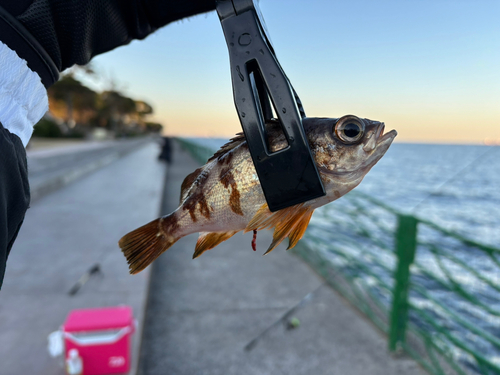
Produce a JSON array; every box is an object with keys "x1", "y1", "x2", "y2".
[{"x1": 334, "y1": 115, "x2": 365, "y2": 144}]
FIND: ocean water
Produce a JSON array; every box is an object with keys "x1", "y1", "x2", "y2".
[{"x1": 357, "y1": 143, "x2": 500, "y2": 248}]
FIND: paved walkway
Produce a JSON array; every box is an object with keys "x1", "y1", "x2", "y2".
[
  {"x1": 0, "y1": 141, "x2": 164, "y2": 374},
  {"x1": 138, "y1": 141, "x2": 425, "y2": 375},
  {"x1": 0, "y1": 138, "x2": 425, "y2": 375}
]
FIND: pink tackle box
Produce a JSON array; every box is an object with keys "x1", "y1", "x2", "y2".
[{"x1": 63, "y1": 306, "x2": 135, "y2": 375}]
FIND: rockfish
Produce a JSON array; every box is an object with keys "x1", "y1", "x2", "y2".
[{"x1": 119, "y1": 115, "x2": 397, "y2": 274}]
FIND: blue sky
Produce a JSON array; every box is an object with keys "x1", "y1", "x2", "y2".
[{"x1": 78, "y1": 0, "x2": 500, "y2": 143}]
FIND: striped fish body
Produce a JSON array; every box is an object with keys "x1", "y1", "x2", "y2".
[{"x1": 120, "y1": 116, "x2": 397, "y2": 274}]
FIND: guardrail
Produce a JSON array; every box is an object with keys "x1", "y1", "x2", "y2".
[
  {"x1": 176, "y1": 138, "x2": 215, "y2": 165},
  {"x1": 177, "y1": 137, "x2": 500, "y2": 375}
]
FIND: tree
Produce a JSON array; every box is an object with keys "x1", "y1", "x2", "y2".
[
  {"x1": 44, "y1": 65, "x2": 162, "y2": 138},
  {"x1": 48, "y1": 75, "x2": 98, "y2": 128}
]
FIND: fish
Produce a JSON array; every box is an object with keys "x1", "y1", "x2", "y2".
[{"x1": 119, "y1": 115, "x2": 397, "y2": 274}]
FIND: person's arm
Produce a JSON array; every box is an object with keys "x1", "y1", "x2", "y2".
[
  {"x1": 0, "y1": 0, "x2": 216, "y2": 88},
  {"x1": 0, "y1": 37, "x2": 47, "y2": 289},
  {"x1": 0, "y1": 0, "x2": 216, "y2": 288},
  {"x1": 0, "y1": 121, "x2": 30, "y2": 289}
]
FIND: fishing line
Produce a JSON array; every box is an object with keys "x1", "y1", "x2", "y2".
[{"x1": 411, "y1": 145, "x2": 498, "y2": 213}]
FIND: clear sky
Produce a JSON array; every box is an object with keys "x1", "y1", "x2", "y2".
[{"x1": 78, "y1": 0, "x2": 500, "y2": 144}]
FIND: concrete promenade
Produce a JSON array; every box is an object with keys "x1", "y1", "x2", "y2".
[
  {"x1": 0, "y1": 141, "x2": 164, "y2": 374},
  {"x1": 0, "y1": 138, "x2": 424, "y2": 375},
  {"x1": 138, "y1": 142, "x2": 424, "y2": 375}
]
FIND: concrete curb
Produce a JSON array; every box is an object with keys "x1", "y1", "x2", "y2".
[
  {"x1": 129, "y1": 164, "x2": 170, "y2": 375},
  {"x1": 29, "y1": 138, "x2": 153, "y2": 203}
]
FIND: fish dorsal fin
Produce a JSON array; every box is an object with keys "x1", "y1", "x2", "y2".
[
  {"x1": 245, "y1": 204, "x2": 314, "y2": 254},
  {"x1": 181, "y1": 133, "x2": 246, "y2": 203},
  {"x1": 193, "y1": 231, "x2": 238, "y2": 259},
  {"x1": 180, "y1": 167, "x2": 203, "y2": 203},
  {"x1": 208, "y1": 120, "x2": 284, "y2": 163},
  {"x1": 207, "y1": 133, "x2": 246, "y2": 163}
]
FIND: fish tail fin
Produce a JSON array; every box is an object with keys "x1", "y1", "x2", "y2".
[{"x1": 119, "y1": 216, "x2": 179, "y2": 274}]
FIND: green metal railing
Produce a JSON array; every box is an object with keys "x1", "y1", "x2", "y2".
[
  {"x1": 176, "y1": 138, "x2": 215, "y2": 165},
  {"x1": 295, "y1": 191, "x2": 500, "y2": 375},
  {"x1": 177, "y1": 138, "x2": 500, "y2": 375}
]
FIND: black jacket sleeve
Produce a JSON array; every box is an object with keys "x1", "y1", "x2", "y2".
[
  {"x1": 0, "y1": 0, "x2": 215, "y2": 88},
  {"x1": 0, "y1": 122, "x2": 30, "y2": 289}
]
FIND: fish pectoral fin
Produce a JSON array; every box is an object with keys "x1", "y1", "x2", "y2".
[
  {"x1": 245, "y1": 204, "x2": 313, "y2": 255},
  {"x1": 264, "y1": 206, "x2": 314, "y2": 255},
  {"x1": 245, "y1": 204, "x2": 273, "y2": 232},
  {"x1": 245, "y1": 203, "x2": 304, "y2": 233},
  {"x1": 286, "y1": 209, "x2": 314, "y2": 250},
  {"x1": 193, "y1": 231, "x2": 238, "y2": 259}
]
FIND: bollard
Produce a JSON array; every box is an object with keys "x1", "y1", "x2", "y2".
[{"x1": 389, "y1": 214, "x2": 418, "y2": 351}]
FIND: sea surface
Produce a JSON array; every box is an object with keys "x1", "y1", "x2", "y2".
[
  {"x1": 357, "y1": 143, "x2": 500, "y2": 247},
  {"x1": 188, "y1": 137, "x2": 500, "y2": 373}
]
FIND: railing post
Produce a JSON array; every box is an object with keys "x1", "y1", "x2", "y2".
[{"x1": 389, "y1": 214, "x2": 418, "y2": 351}]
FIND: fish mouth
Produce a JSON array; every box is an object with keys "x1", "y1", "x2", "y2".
[
  {"x1": 361, "y1": 122, "x2": 397, "y2": 153},
  {"x1": 359, "y1": 123, "x2": 397, "y2": 170},
  {"x1": 376, "y1": 124, "x2": 398, "y2": 146},
  {"x1": 317, "y1": 122, "x2": 397, "y2": 179},
  {"x1": 368, "y1": 122, "x2": 397, "y2": 149}
]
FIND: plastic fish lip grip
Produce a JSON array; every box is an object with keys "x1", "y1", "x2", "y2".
[{"x1": 216, "y1": 0, "x2": 325, "y2": 212}]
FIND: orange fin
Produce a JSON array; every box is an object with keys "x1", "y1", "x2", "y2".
[
  {"x1": 287, "y1": 209, "x2": 314, "y2": 250},
  {"x1": 193, "y1": 231, "x2": 238, "y2": 259},
  {"x1": 245, "y1": 204, "x2": 314, "y2": 255},
  {"x1": 245, "y1": 203, "x2": 304, "y2": 232},
  {"x1": 264, "y1": 206, "x2": 313, "y2": 254},
  {"x1": 119, "y1": 216, "x2": 179, "y2": 274}
]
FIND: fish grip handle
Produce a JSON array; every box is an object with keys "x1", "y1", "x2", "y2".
[{"x1": 216, "y1": 0, "x2": 325, "y2": 212}]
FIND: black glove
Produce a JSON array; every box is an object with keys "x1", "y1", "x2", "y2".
[{"x1": 0, "y1": 0, "x2": 215, "y2": 88}]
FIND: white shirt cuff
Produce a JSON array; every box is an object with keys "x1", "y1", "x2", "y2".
[{"x1": 0, "y1": 40, "x2": 49, "y2": 147}]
